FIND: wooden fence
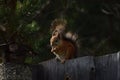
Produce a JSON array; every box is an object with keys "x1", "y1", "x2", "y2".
[{"x1": 32, "y1": 51, "x2": 120, "y2": 80}]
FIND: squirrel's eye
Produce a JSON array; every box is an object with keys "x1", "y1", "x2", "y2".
[{"x1": 55, "y1": 38, "x2": 59, "y2": 43}]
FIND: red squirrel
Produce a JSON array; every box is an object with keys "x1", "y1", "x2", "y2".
[{"x1": 50, "y1": 19, "x2": 78, "y2": 63}]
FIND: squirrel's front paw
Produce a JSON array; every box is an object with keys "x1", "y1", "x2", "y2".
[
  {"x1": 55, "y1": 57, "x2": 59, "y2": 61},
  {"x1": 61, "y1": 59, "x2": 65, "y2": 64},
  {"x1": 51, "y1": 47, "x2": 57, "y2": 52}
]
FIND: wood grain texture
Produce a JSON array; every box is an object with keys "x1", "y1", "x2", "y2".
[
  {"x1": 32, "y1": 52, "x2": 120, "y2": 80},
  {"x1": 32, "y1": 56, "x2": 95, "y2": 80},
  {"x1": 95, "y1": 51, "x2": 120, "y2": 80}
]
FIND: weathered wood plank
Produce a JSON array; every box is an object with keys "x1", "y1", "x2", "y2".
[
  {"x1": 32, "y1": 56, "x2": 95, "y2": 80},
  {"x1": 32, "y1": 64, "x2": 44, "y2": 80},
  {"x1": 32, "y1": 52, "x2": 120, "y2": 80},
  {"x1": 95, "y1": 51, "x2": 120, "y2": 80}
]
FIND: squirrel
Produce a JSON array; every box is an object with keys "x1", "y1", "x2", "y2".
[{"x1": 50, "y1": 18, "x2": 78, "y2": 63}]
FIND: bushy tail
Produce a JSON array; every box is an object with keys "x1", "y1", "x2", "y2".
[
  {"x1": 65, "y1": 31, "x2": 78, "y2": 42},
  {"x1": 65, "y1": 31, "x2": 79, "y2": 57}
]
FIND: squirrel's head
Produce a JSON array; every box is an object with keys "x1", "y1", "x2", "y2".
[
  {"x1": 50, "y1": 31, "x2": 60, "y2": 46},
  {"x1": 50, "y1": 18, "x2": 67, "y2": 33}
]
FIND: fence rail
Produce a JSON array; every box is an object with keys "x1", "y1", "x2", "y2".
[
  {"x1": 0, "y1": 52, "x2": 119, "y2": 80},
  {"x1": 32, "y1": 52, "x2": 120, "y2": 80}
]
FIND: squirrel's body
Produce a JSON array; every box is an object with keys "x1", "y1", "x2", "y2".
[
  {"x1": 50, "y1": 18, "x2": 78, "y2": 63},
  {"x1": 51, "y1": 37, "x2": 76, "y2": 63}
]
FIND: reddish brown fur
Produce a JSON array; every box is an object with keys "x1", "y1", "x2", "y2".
[
  {"x1": 50, "y1": 31, "x2": 77, "y2": 63},
  {"x1": 50, "y1": 18, "x2": 78, "y2": 63}
]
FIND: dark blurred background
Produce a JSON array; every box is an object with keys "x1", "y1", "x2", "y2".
[{"x1": 0, "y1": 0, "x2": 120, "y2": 64}]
